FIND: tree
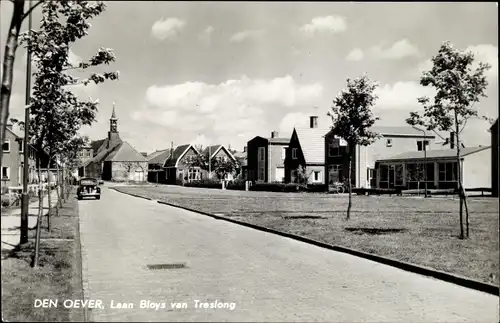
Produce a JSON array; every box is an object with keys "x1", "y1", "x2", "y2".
[
  {"x1": 212, "y1": 157, "x2": 239, "y2": 181},
  {"x1": 0, "y1": 0, "x2": 45, "y2": 169},
  {"x1": 406, "y1": 41, "x2": 491, "y2": 239},
  {"x1": 328, "y1": 75, "x2": 380, "y2": 220},
  {"x1": 18, "y1": 0, "x2": 118, "y2": 267},
  {"x1": 405, "y1": 162, "x2": 426, "y2": 193},
  {"x1": 294, "y1": 165, "x2": 310, "y2": 185}
]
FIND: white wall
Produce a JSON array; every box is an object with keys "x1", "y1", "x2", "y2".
[{"x1": 462, "y1": 148, "x2": 491, "y2": 188}]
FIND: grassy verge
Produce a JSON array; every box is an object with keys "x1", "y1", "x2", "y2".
[
  {"x1": 1, "y1": 189, "x2": 84, "y2": 322},
  {"x1": 114, "y1": 185, "x2": 499, "y2": 286}
]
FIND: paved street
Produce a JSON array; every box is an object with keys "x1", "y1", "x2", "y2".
[{"x1": 79, "y1": 187, "x2": 499, "y2": 322}]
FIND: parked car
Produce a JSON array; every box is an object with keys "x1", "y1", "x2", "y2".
[{"x1": 77, "y1": 177, "x2": 101, "y2": 200}]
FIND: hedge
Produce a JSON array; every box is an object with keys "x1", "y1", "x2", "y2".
[
  {"x1": 249, "y1": 182, "x2": 306, "y2": 192},
  {"x1": 184, "y1": 179, "x2": 222, "y2": 189}
]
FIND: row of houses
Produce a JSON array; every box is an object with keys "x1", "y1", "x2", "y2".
[
  {"x1": 1, "y1": 124, "x2": 58, "y2": 191},
  {"x1": 245, "y1": 115, "x2": 498, "y2": 193}
]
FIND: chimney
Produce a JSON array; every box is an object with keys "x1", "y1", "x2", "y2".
[
  {"x1": 243, "y1": 146, "x2": 247, "y2": 153},
  {"x1": 271, "y1": 131, "x2": 279, "y2": 138},
  {"x1": 450, "y1": 132, "x2": 455, "y2": 149},
  {"x1": 310, "y1": 116, "x2": 318, "y2": 129}
]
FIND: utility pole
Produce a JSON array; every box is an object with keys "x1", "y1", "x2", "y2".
[{"x1": 20, "y1": 0, "x2": 33, "y2": 245}]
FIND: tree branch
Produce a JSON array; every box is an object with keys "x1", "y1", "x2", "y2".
[{"x1": 21, "y1": 0, "x2": 44, "y2": 22}]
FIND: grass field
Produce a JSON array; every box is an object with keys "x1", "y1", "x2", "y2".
[
  {"x1": 1, "y1": 190, "x2": 84, "y2": 322},
  {"x1": 115, "y1": 185, "x2": 499, "y2": 286}
]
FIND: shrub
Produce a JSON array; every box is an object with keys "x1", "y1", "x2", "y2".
[
  {"x1": 226, "y1": 179, "x2": 246, "y2": 191},
  {"x1": 306, "y1": 184, "x2": 328, "y2": 192},
  {"x1": 184, "y1": 179, "x2": 222, "y2": 189},
  {"x1": 1, "y1": 196, "x2": 10, "y2": 207},
  {"x1": 250, "y1": 182, "x2": 305, "y2": 192}
]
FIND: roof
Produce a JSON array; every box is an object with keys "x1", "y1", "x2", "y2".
[
  {"x1": 370, "y1": 126, "x2": 436, "y2": 138},
  {"x1": 80, "y1": 141, "x2": 122, "y2": 167},
  {"x1": 379, "y1": 146, "x2": 491, "y2": 162},
  {"x1": 105, "y1": 141, "x2": 148, "y2": 162},
  {"x1": 90, "y1": 139, "x2": 106, "y2": 153},
  {"x1": 147, "y1": 149, "x2": 173, "y2": 165},
  {"x1": 163, "y1": 144, "x2": 192, "y2": 168},
  {"x1": 295, "y1": 127, "x2": 331, "y2": 164},
  {"x1": 202, "y1": 145, "x2": 222, "y2": 158}
]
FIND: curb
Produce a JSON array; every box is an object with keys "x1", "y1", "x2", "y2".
[
  {"x1": 78, "y1": 194, "x2": 92, "y2": 322},
  {"x1": 112, "y1": 188, "x2": 499, "y2": 297},
  {"x1": 74, "y1": 194, "x2": 88, "y2": 322},
  {"x1": 110, "y1": 188, "x2": 152, "y2": 201}
]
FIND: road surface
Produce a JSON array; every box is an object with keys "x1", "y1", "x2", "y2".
[{"x1": 79, "y1": 187, "x2": 499, "y2": 322}]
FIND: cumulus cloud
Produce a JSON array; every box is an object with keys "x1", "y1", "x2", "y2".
[
  {"x1": 133, "y1": 75, "x2": 324, "y2": 148},
  {"x1": 375, "y1": 81, "x2": 436, "y2": 109},
  {"x1": 198, "y1": 26, "x2": 214, "y2": 45},
  {"x1": 466, "y1": 44, "x2": 498, "y2": 81},
  {"x1": 229, "y1": 29, "x2": 265, "y2": 43},
  {"x1": 300, "y1": 15, "x2": 347, "y2": 34},
  {"x1": 346, "y1": 48, "x2": 364, "y2": 61},
  {"x1": 151, "y1": 17, "x2": 186, "y2": 40},
  {"x1": 370, "y1": 39, "x2": 420, "y2": 60}
]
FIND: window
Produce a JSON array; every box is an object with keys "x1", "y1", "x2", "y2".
[
  {"x1": 282, "y1": 147, "x2": 287, "y2": 160},
  {"x1": 1, "y1": 167, "x2": 10, "y2": 179},
  {"x1": 313, "y1": 170, "x2": 322, "y2": 182},
  {"x1": 417, "y1": 140, "x2": 429, "y2": 151},
  {"x1": 386, "y1": 139, "x2": 393, "y2": 147},
  {"x1": 258, "y1": 147, "x2": 265, "y2": 161},
  {"x1": 439, "y1": 162, "x2": 458, "y2": 182},
  {"x1": 18, "y1": 140, "x2": 24, "y2": 153},
  {"x1": 188, "y1": 168, "x2": 201, "y2": 181},
  {"x1": 292, "y1": 148, "x2": 298, "y2": 159},
  {"x1": 258, "y1": 167, "x2": 265, "y2": 181},
  {"x1": 3, "y1": 140, "x2": 10, "y2": 152}
]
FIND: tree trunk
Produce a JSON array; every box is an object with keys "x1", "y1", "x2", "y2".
[
  {"x1": 346, "y1": 151, "x2": 352, "y2": 220},
  {"x1": 60, "y1": 164, "x2": 65, "y2": 203},
  {"x1": 455, "y1": 118, "x2": 465, "y2": 239},
  {"x1": 0, "y1": 0, "x2": 25, "y2": 169},
  {"x1": 46, "y1": 157, "x2": 52, "y2": 232},
  {"x1": 55, "y1": 160, "x2": 61, "y2": 216},
  {"x1": 33, "y1": 155, "x2": 43, "y2": 267}
]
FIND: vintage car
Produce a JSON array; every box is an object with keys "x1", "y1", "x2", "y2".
[{"x1": 77, "y1": 177, "x2": 101, "y2": 200}]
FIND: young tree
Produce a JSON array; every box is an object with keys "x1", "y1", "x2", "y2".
[
  {"x1": 212, "y1": 157, "x2": 239, "y2": 181},
  {"x1": 294, "y1": 165, "x2": 310, "y2": 185},
  {"x1": 328, "y1": 75, "x2": 380, "y2": 220},
  {"x1": 406, "y1": 41, "x2": 491, "y2": 239},
  {"x1": 19, "y1": 0, "x2": 118, "y2": 267},
  {"x1": 0, "y1": 0, "x2": 44, "y2": 169}
]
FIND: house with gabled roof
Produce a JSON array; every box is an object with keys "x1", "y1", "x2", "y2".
[
  {"x1": 284, "y1": 116, "x2": 330, "y2": 185},
  {"x1": 78, "y1": 103, "x2": 148, "y2": 182},
  {"x1": 162, "y1": 144, "x2": 200, "y2": 184},
  {"x1": 247, "y1": 132, "x2": 290, "y2": 183},
  {"x1": 146, "y1": 148, "x2": 173, "y2": 183},
  {"x1": 201, "y1": 144, "x2": 238, "y2": 180}
]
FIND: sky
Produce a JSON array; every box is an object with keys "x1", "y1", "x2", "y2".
[{"x1": 1, "y1": 1, "x2": 498, "y2": 153}]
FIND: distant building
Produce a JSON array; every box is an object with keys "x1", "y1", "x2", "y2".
[
  {"x1": 491, "y1": 119, "x2": 498, "y2": 197},
  {"x1": 162, "y1": 144, "x2": 200, "y2": 184},
  {"x1": 146, "y1": 148, "x2": 173, "y2": 184},
  {"x1": 201, "y1": 145, "x2": 238, "y2": 181},
  {"x1": 79, "y1": 103, "x2": 148, "y2": 181},
  {"x1": 233, "y1": 147, "x2": 248, "y2": 180},
  {"x1": 247, "y1": 131, "x2": 289, "y2": 183}
]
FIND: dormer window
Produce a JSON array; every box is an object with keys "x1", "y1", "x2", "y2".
[{"x1": 386, "y1": 139, "x2": 393, "y2": 147}]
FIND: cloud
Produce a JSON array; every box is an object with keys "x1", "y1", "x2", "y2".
[
  {"x1": 229, "y1": 29, "x2": 265, "y2": 43},
  {"x1": 300, "y1": 15, "x2": 347, "y2": 34},
  {"x1": 68, "y1": 82, "x2": 98, "y2": 100},
  {"x1": 346, "y1": 48, "x2": 364, "y2": 61},
  {"x1": 133, "y1": 75, "x2": 324, "y2": 148},
  {"x1": 198, "y1": 26, "x2": 214, "y2": 45},
  {"x1": 466, "y1": 44, "x2": 498, "y2": 81},
  {"x1": 190, "y1": 134, "x2": 212, "y2": 148},
  {"x1": 370, "y1": 39, "x2": 420, "y2": 60},
  {"x1": 68, "y1": 49, "x2": 82, "y2": 65},
  {"x1": 151, "y1": 17, "x2": 186, "y2": 40},
  {"x1": 375, "y1": 81, "x2": 436, "y2": 109}
]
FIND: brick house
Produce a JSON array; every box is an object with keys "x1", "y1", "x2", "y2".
[
  {"x1": 324, "y1": 126, "x2": 437, "y2": 189},
  {"x1": 201, "y1": 145, "x2": 238, "y2": 181},
  {"x1": 146, "y1": 148, "x2": 173, "y2": 184},
  {"x1": 491, "y1": 119, "x2": 498, "y2": 197},
  {"x1": 2, "y1": 124, "x2": 52, "y2": 190},
  {"x1": 162, "y1": 144, "x2": 200, "y2": 184},
  {"x1": 375, "y1": 146, "x2": 491, "y2": 190},
  {"x1": 284, "y1": 116, "x2": 329, "y2": 185},
  {"x1": 247, "y1": 132, "x2": 289, "y2": 183},
  {"x1": 79, "y1": 103, "x2": 148, "y2": 182}
]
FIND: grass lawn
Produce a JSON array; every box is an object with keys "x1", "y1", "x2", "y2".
[
  {"x1": 1, "y1": 190, "x2": 84, "y2": 322},
  {"x1": 115, "y1": 185, "x2": 499, "y2": 286}
]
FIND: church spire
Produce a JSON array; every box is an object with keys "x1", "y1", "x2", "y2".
[{"x1": 111, "y1": 101, "x2": 117, "y2": 120}]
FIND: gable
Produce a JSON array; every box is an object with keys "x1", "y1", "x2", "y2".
[
  {"x1": 176, "y1": 146, "x2": 199, "y2": 167},
  {"x1": 213, "y1": 146, "x2": 236, "y2": 162},
  {"x1": 294, "y1": 127, "x2": 330, "y2": 164}
]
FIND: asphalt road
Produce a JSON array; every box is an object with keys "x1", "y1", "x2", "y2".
[{"x1": 79, "y1": 187, "x2": 499, "y2": 322}]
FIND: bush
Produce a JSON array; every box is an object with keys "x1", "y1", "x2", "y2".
[
  {"x1": 184, "y1": 179, "x2": 222, "y2": 189},
  {"x1": 352, "y1": 188, "x2": 401, "y2": 195},
  {"x1": 1, "y1": 196, "x2": 10, "y2": 207},
  {"x1": 226, "y1": 179, "x2": 246, "y2": 191}
]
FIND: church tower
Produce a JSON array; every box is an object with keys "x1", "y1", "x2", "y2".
[{"x1": 108, "y1": 102, "x2": 121, "y2": 144}]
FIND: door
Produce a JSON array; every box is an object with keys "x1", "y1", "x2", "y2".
[
  {"x1": 134, "y1": 168, "x2": 144, "y2": 182},
  {"x1": 275, "y1": 167, "x2": 284, "y2": 182},
  {"x1": 388, "y1": 166, "x2": 395, "y2": 188}
]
